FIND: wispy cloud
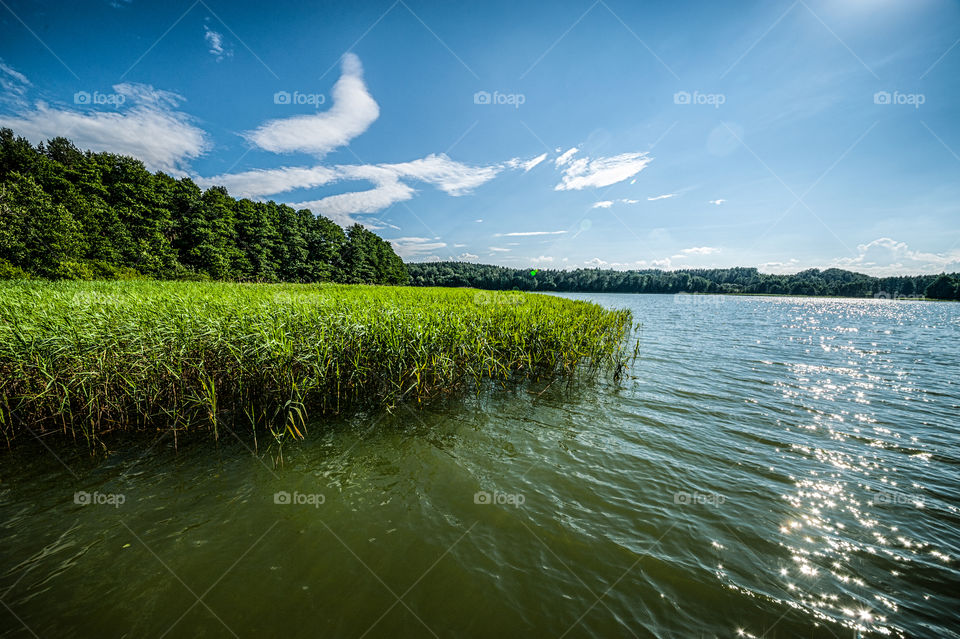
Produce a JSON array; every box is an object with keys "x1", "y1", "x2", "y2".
[
  {"x1": 0, "y1": 59, "x2": 30, "y2": 97},
  {"x1": 489, "y1": 246, "x2": 511, "y2": 252},
  {"x1": 507, "y1": 152, "x2": 548, "y2": 172},
  {"x1": 494, "y1": 230, "x2": 567, "y2": 237},
  {"x1": 593, "y1": 198, "x2": 641, "y2": 209},
  {"x1": 647, "y1": 193, "x2": 676, "y2": 201},
  {"x1": 387, "y1": 236, "x2": 447, "y2": 258},
  {"x1": 0, "y1": 83, "x2": 208, "y2": 174},
  {"x1": 200, "y1": 153, "x2": 504, "y2": 227},
  {"x1": 709, "y1": 199, "x2": 726, "y2": 205},
  {"x1": 555, "y1": 150, "x2": 653, "y2": 191},
  {"x1": 245, "y1": 53, "x2": 378, "y2": 156},
  {"x1": 203, "y1": 24, "x2": 232, "y2": 62},
  {"x1": 555, "y1": 147, "x2": 578, "y2": 166},
  {"x1": 830, "y1": 237, "x2": 960, "y2": 275},
  {"x1": 680, "y1": 246, "x2": 720, "y2": 255}
]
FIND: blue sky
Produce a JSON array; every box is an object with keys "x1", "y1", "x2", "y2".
[{"x1": 1, "y1": 0, "x2": 959, "y2": 274}]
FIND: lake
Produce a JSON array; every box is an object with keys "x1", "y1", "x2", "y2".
[{"x1": 1, "y1": 293, "x2": 957, "y2": 638}]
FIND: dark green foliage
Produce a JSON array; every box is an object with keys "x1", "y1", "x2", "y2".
[
  {"x1": 0, "y1": 129, "x2": 408, "y2": 284},
  {"x1": 924, "y1": 274, "x2": 960, "y2": 300},
  {"x1": 408, "y1": 262, "x2": 960, "y2": 300}
]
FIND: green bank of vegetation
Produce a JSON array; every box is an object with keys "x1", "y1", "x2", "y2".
[
  {"x1": 0, "y1": 281, "x2": 631, "y2": 447},
  {"x1": 408, "y1": 262, "x2": 960, "y2": 300},
  {"x1": 0, "y1": 130, "x2": 406, "y2": 284}
]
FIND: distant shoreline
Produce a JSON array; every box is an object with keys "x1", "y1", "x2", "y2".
[{"x1": 406, "y1": 262, "x2": 960, "y2": 301}]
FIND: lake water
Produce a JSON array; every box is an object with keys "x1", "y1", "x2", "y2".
[{"x1": 1, "y1": 294, "x2": 958, "y2": 638}]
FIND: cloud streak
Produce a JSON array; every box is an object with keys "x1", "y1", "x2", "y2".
[
  {"x1": 494, "y1": 230, "x2": 567, "y2": 237},
  {"x1": 554, "y1": 149, "x2": 653, "y2": 190},
  {"x1": 200, "y1": 153, "x2": 505, "y2": 226},
  {"x1": 245, "y1": 53, "x2": 379, "y2": 156}
]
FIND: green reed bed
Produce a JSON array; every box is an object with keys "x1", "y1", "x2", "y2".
[{"x1": 0, "y1": 281, "x2": 631, "y2": 447}]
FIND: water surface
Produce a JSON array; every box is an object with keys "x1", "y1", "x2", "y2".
[{"x1": 1, "y1": 294, "x2": 958, "y2": 637}]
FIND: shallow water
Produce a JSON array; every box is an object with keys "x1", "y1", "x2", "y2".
[{"x1": 1, "y1": 294, "x2": 958, "y2": 638}]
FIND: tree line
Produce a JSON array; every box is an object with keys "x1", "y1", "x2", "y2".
[
  {"x1": 0, "y1": 129, "x2": 408, "y2": 284},
  {"x1": 407, "y1": 262, "x2": 960, "y2": 300}
]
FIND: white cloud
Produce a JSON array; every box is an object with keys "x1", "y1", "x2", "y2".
[
  {"x1": 758, "y1": 259, "x2": 800, "y2": 273},
  {"x1": 555, "y1": 151, "x2": 653, "y2": 191},
  {"x1": 0, "y1": 83, "x2": 209, "y2": 174},
  {"x1": 709, "y1": 199, "x2": 726, "y2": 205},
  {"x1": 475, "y1": 219, "x2": 483, "y2": 223},
  {"x1": 495, "y1": 230, "x2": 567, "y2": 237},
  {"x1": 200, "y1": 153, "x2": 503, "y2": 225},
  {"x1": 387, "y1": 237, "x2": 447, "y2": 258},
  {"x1": 680, "y1": 246, "x2": 720, "y2": 255},
  {"x1": 0, "y1": 60, "x2": 30, "y2": 100},
  {"x1": 489, "y1": 247, "x2": 511, "y2": 252},
  {"x1": 457, "y1": 252, "x2": 479, "y2": 260},
  {"x1": 585, "y1": 256, "x2": 679, "y2": 270},
  {"x1": 594, "y1": 198, "x2": 641, "y2": 208},
  {"x1": 291, "y1": 177, "x2": 415, "y2": 227},
  {"x1": 530, "y1": 255, "x2": 554, "y2": 263},
  {"x1": 830, "y1": 237, "x2": 960, "y2": 275},
  {"x1": 555, "y1": 147, "x2": 579, "y2": 166},
  {"x1": 197, "y1": 165, "x2": 339, "y2": 199},
  {"x1": 245, "y1": 53, "x2": 378, "y2": 156},
  {"x1": 647, "y1": 193, "x2": 676, "y2": 201},
  {"x1": 384, "y1": 154, "x2": 501, "y2": 196},
  {"x1": 203, "y1": 25, "x2": 231, "y2": 61},
  {"x1": 507, "y1": 152, "x2": 548, "y2": 172}
]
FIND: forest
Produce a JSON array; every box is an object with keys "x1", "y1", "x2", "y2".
[
  {"x1": 0, "y1": 129, "x2": 407, "y2": 284},
  {"x1": 407, "y1": 262, "x2": 960, "y2": 300}
]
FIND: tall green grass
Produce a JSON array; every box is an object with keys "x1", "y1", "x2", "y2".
[{"x1": 0, "y1": 281, "x2": 631, "y2": 447}]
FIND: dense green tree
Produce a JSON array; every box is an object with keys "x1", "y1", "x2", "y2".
[
  {"x1": 0, "y1": 172, "x2": 82, "y2": 277},
  {"x1": 925, "y1": 274, "x2": 958, "y2": 300},
  {"x1": 0, "y1": 130, "x2": 407, "y2": 285}
]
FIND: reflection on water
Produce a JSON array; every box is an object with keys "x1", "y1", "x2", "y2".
[{"x1": 0, "y1": 295, "x2": 958, "y2": 638}]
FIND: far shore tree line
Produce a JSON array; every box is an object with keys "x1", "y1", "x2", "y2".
[
  {"x1": 407, "y1": 262, "x2": 960, "y2": 301},
  {"x1": 0, "y1": 130, "x2": 407, "y2": 284}
]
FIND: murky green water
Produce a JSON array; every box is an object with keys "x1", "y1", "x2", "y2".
[{"x1": 2, "y1": 294, "x2": 958, "y2": 638}]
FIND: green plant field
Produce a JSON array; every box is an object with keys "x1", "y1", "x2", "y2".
[{"x1": 0, "y1": 281, "x2": 631, "y2": 447}]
